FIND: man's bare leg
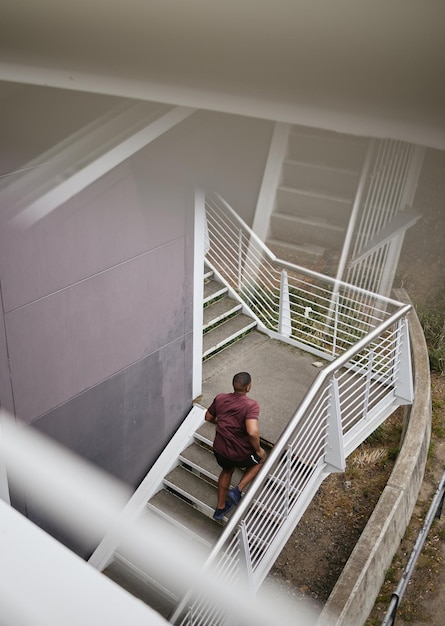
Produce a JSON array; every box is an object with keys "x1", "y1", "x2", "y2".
[
  {"x1": 217, "y1": 468, "x2": 234, "y2": 509},
  {"x1": 238, "y1": 461, "x2": 263, "y2": 492}
]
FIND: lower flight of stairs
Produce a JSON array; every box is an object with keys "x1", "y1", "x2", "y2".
[
  {"x1": 105, "y1": 420, "x2": 236, "y2": 617},
  {"x1": 104, "y1": 265, "x2": 261, "y2": 618},
  {"x1": 266, "y1": 125, "x2": 368, "y2": 275}
]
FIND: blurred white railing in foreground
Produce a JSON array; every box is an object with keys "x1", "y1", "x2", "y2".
[
  {"x1": 0, "y1": 410, "x2": 314, "y2": 626},
  {"x1": 169, "y1": 194, "x2": 413, "y2": 624}
]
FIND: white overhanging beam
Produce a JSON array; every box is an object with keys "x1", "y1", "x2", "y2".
[
  {"x1": 2, "y1": 62, "x2": 445, "y2": 151},
  {"x1": 10, "y1": 105, "x2": 196, "y2": 228}
]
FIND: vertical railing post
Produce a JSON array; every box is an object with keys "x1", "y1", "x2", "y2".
[
  {"x1": 285, "y1": 446, "x2": 292, "y2": 517},
  {"x1": 394, "y1": 316, "x2": 414, "y2": 404},
  {"x1": 325, "y1": 376, "x2": 346, "y2": 472},
  {"x1": 278, "y1": 269, "x2": 291, "y2": 337},
  {"x1": 192, "y1": 190, "x2": 205, "y2": 400},
  {"x1": 363, "y1": 349, "x2": 374, "y2": 420},
  {"x1": 332, "y1": 291, "x2": 339, "y2": 357},
  {"x1": 239, "y1": 522, "x2": 255, "y2": 591}
]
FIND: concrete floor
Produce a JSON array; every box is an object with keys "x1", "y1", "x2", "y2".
[{"x1": 198, "y1": 330, "x2": 324, "y2": 445}]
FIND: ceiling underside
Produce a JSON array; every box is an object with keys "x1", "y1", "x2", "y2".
[{"x1": 1, "y1": 0, "x2": 444, "y2": 149}]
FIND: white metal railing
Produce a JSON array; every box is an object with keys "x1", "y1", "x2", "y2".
[
  {"x1": 169, "y1": 194, "x2": 413, "y2": 625},
  {"x1": 345, "y1": 139, "x2": 424, "y2": 296},
  {"x1": 205, "y1": 192, "x2": 406, "y2": 361},
  {"x1": 0, "y1": 409, "x2": 309, "y2": 626}
]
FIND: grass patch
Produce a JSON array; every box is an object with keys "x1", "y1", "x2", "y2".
[
  {"x1": 417, "y1": 288, "x2": 445, "y2": 375},
  {"x1": 432, "y1": 396, "x2": 445, "y2": 438}
]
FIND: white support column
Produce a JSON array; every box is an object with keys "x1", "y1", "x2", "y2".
[
  {"x1": 325, "y1": 377, "x2": 346, "y2": 473},
  {"x1": 192, "y1": 190, "x2": 205, "y2": 400},
  {"x1": 394, "y1": 317, "x2": 414, "y2": 404},
  {"x1": 252, "y1": 122, "x2": 290, "y2": 240}
]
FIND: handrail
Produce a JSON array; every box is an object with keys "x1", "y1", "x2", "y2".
[
  {"x1": 213, "y1": 191, "x2": 405, "y2": 309},
  {"x1": 171, "y1": 306, "x2": 411, "y2": 624},
  {"x1": 382, "y1": 469, "x2": 445, "y2": 626},
  {"x1": 170, "y1": 194, "x2": 413, "y2": 625},
  {"x1": 204, "y1": 301, "x2": 411, "y2": 557},
  {"x1": 345, "y1": 140, "x2": 424, "y2": 297},
  {"x1": 205, "y1": 193, "x2": 407, "y2": 365}
]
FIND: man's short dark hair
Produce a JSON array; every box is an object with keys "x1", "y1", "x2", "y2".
[{"x1": 233, "y1": 372, "x2": 251, "y2": 391}]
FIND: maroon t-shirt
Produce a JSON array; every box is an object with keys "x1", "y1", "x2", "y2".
[{"x1": 208, "y1": 392, "x2": 260, "y2": 461}]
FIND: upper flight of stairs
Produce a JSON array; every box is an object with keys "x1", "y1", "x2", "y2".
[
  {"x1": 266, "y1": 125, "x2": 368, "y2": 275},
  {"x1": 203, "y1": 265, "x2": 257, "y2": 360}
]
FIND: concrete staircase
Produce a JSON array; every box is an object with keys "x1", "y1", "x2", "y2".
[
  {"x1": 265, "y1": 124, "x2": 368, "y2": 275},
  {"x1": 104, "y1": 265, "x2": 262, "y2": 617},
  {"x1": 105, "y1": 418, "x2": 246, "y2": 617}
]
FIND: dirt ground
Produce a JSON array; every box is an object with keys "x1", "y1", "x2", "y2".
[
  {"x1": 268, "y1": 407, "x2": 406, "y2": 614},
  {"x1": 269, "y1": 148, "x2": 445, "y2": 622},
  {"x1": 368, "y1": 375, "x2": 445, "y2": 625}
]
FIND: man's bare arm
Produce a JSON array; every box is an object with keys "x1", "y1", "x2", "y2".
[
  {"x1": 205, "y1": 410, "x2": 217, "y2": 424},
  {"x1": 246, "y1": 419, "x2": 266, "y2": 459}
]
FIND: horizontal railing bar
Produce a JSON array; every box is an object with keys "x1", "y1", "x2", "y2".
[
  {"x1": 209, "y1": 192, "x2": 407, "y2": 309},
  {"x1": 173, "y1": 194, "x2": 413, "y2": 624},
  {"x1": 200, "y1": 313, "x2": 410, "y2": 580}
]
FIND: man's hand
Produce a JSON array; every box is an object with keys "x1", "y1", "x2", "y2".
[{"x1": 257, "y1": 446, "x2": 266, "y2": 460}]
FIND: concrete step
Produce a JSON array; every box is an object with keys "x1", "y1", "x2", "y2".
[
  {"x1": 288, "y1": 126, "x2": 368, "y2": 171},
  {"x1": 281, "y1": 160, "x2": 359, "y2": 198},
  {"x1": 266, "y1": 238, "x2": 325, "y2": 261},
  {"x1": 180, "y1": 441, "x2": 244, "y2": 486},
  {"x1": 163, "y1": 466, "x2": 218, "y2": 518},
  {"x1": 204, "y1": 267, "x2": 213, "y2": 281},
  {"x1": 147, "y1": 488, "x2": 221, "y2": 547},
  {"x1": 267, "y1": 239, "x2": 340, "y2": 276},
  {"x1": 104, "y1": 554, "x2": 177, "y2": 620},
  {"x1": 275, "y1": 185, "x2": 352, "y2": 225},
  {"x1": 203, "y1": 277, "x2": 228, "y2": 305},
  {"x1": 270, "y1": 212, "x2": 345, "y2": 249},
  {"x1": 203, "y1": 296, "x2": 242, "y2": 331},
  {"x1": 194, "y1": 420, "x2": 215, "y2": 446},
  {"x1": 203, "y1": 313, "x2": 257, "y2": 359}
]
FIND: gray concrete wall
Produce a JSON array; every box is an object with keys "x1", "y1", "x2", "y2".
[
  {"x1": 0, "y1": 82, "x2": 127, "y2": 171},
  {"x1": 0, "y1": 91, "x2": 273, "y2": 531},
  {"x1": 317, "y1": 292, "x2": 431, "y2": 626}
]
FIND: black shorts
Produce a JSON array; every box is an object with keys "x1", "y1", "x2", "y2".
[{"x1": 214, "y1": 450, "x2": 263, "y2": 470}]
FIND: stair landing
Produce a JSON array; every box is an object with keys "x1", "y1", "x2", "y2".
[{"x1": 199, "y1": 330, "x2": 322, "y2": 445}]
